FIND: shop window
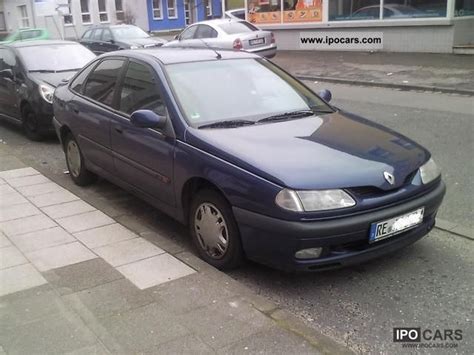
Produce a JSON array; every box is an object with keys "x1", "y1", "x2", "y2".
[
  {"x1": 329, "y1": 0, "x2": 381, "y2": 21},
  {"x1": 455, "y1": 0, "x2": 474, "y2": 16},
  {"x1": 205, "y1": 0, "x2": 213, "y2": 17},
  {"x1": 382, "y1": 1, "x2": 447, "y2": 18}
]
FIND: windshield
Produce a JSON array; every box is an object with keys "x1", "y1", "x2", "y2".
[
  {"x1": 165, "y1": 58, "x2": 333, "y2": 127},
  {"x1": 111, "y1": 26, "x2": 150, "y2": 39},
  {"x1": 219, "y1": 21, "x2": 258, "y2": 34},
  {"x1": 18, "y1": 44, "x2": 95, "y2": 72}
]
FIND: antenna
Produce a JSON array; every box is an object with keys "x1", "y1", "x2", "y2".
[{"x1": 198, "y1": 39, "x2": 222, "y2": 59}]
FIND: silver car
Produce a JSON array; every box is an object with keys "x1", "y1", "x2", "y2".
[{"x1": 163, "y1": 19, "x2": 277, "y2": 59}]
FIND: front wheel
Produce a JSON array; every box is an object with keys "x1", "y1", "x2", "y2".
[
  {"x1": 189, "y1": 189, "x2": 243, "y2": 270},
  {"x1": 22, "y1": 105, "x2": 44, "y2": 141},
  {"x1": 64, "y1": 133, "x2": 97, "y2": 186}
]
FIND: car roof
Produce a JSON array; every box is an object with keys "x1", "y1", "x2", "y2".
[
  {"x1": 102, "y1": 47, "x2": 260, "y2": 65},
  {"x1": 6, "y1": 39, "x2": 79, "y2": 48},
  {"x1": 191, "y1": 18, "x2": 244, "y2": 26},
  {"x1": 85, "y1": 24, "x2": 136, "y2": 30}
]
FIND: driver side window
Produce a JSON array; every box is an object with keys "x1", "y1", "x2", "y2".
[{"x1": 117, "y1": 61, "x2": 166, "y2": 117}]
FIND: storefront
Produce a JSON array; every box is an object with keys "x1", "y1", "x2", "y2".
[{"x1": 245, "y1": 0, "x2": 474, "y2": 52}]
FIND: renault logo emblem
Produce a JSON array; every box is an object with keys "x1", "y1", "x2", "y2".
[{"x1": 384, "y1": 172, "x2": 395, "y2": 185}]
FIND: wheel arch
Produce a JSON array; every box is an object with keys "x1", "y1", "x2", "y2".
[{"x1": 180, "y1": 177, "x2": 230, "y2": 225}]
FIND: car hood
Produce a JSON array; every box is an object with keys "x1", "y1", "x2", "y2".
[
  {"x1": 29, "y1": 71, "x2": 78, "y2": 88},
  {"x1": 121, "y1": 37, "x2": 166, "y2": 47},
  {"x1": 185, "y1": 111, "x2": 429, "y2": 190}
]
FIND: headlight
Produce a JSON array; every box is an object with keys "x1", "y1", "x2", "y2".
[
  {"x1": 275, "y1": 188, "x2": 356, "y2": 212},
  {"x1": 39, "y1": 84, "x2": 54, "y2": 104},
  {"x1": 419, "y1": 158, "x2": 441, "y2": 184},
  {"x1": 130, "y1": 45, "x2": 139, "y2": 49}
]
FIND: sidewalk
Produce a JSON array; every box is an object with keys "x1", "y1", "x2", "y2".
[
  {"x1": 0, "y1": 153, "x2": 352, "y2": 354},
  {"x1": 273, "y1": 51, "x2": 474, "y2": 95}
]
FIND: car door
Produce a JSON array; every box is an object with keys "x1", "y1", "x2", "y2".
[
  {"x1": 79, "y1": 29, "x2": 94, "y2": 50},
  {"x1": 69, "y1": 58, "x2": 126, "y2": 174},
  {"x1": 110, "y1": 59, "x2": 175, "y2": 206},
  {"x1": 89, "y1": 29, "x2": 104, "y2": 54},
  {"x1": 100, "y1": 29, "x2": 119, "y2": 52},
  {"x1": 0, "y1": 47, "x2": 21, "y2": 120},
  {"x1": 193, "y1": 25, "x2": 219, "y2": 47}
]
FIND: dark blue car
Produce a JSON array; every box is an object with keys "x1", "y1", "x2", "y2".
[{"x1": 52, "y1": 48, "x2": 445, "y2": 271}]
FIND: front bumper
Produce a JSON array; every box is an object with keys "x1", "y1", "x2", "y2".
[{"x1": 233, "y1": 181, "x2": 446, "y2": 271}]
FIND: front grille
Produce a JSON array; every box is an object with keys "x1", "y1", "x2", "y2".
[{"x1": 348, "y1": 169, "x2": 418, "y2": 198}]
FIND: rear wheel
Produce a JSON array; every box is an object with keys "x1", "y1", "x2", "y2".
[
  {"x1": 64, "y1": 133, "x2": 97, "y2": 186},
  {"x1": 189, "y1": 189, "x2": 243, "y2": 270},
  {"x1": 22, "y1": 105, "x2": 43, "y2": 141}
]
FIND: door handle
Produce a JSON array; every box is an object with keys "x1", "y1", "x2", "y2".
[
  {"x1": 115, "y1": 127, "x2": 123, "y2": 134},
  {"x1": 70, "y1": 105, "x2": 79, "y2": 114}
]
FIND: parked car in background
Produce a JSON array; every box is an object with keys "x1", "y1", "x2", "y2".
[
  {"x1": 53, "y1": 48, "x2": 445, "y2": 271},
  {"x1": 164, "y1": 19, "x2": 277, "y2": 58},
  {"x1": 80, "y1": 24, "x2": 167, "y2": 54},
  {"x1": 0, "y1": 28, "x2": 49, "y2": 44},
  {"x1": 225, "y1": 8, "x2": 246, "y2": 20},
  {"x1": 0, "y1": 40, "x2": 95, "y2": 140}
]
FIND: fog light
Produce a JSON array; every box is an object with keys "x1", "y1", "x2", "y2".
[{"x1": 295, "y1": 248, "x2": 323, "y2": 260}]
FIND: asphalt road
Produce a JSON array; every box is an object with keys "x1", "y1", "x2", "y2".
[{"x1": 0, "y1": 84, "x2": 472, "y2": 354}]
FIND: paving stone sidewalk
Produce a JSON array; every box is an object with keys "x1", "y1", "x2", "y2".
[
  {"x1": 0, "y1": 166, "x2": 352, "y2": 354},
  {"x1": 273, "y1": 51, "x2": 474, "y2": 94}
]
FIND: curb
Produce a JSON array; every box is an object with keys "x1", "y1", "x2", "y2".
[
  {"x1": 295, "y1": 74, "x2": 474, "y2": 96},
  {"x1": 435, "y1": 218, "x2": 474, "y2": 241}
]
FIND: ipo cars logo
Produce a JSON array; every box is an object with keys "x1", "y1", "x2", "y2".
[{"x1": 393, "y1": 328, "x2": 463, "y2": 349}]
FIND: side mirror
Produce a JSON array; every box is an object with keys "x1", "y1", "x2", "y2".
[
  {"x1": 318, "y1": 89, "x2": 332, "y2": 102},
  {"x1": 0, "y1": 69, "x2": 14, "y2": 80},
  {"x1": 130, "y1": 110, "x2": 167, "y2": 129},
  {"x1": 108, "y1": 39, "x2": 115, "y2": 44}
]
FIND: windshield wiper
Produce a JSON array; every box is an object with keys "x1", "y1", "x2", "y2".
[
  {"x1": 257, "y1": 110, "x2": 314, "y2": 123},
  {"x1": 309, "y1": 105, "x2": 335, "y2": 114},
  {"x1": 198, "y1": 119, "x2": 256, "y2": 129}
]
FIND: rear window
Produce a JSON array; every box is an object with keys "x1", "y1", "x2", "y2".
[{"x1": 218, "y1": 21, "x2": 257, "y2": 35}]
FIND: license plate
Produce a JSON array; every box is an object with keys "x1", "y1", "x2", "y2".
[
  {"x1": 369, "y1": 208, "x2": 424, "y2": 243},
  {"x1": 249, "y1": 38, "x2": 265, "y2": 46}
]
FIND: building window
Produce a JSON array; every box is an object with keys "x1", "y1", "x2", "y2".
[
  {"x1": 0, "y1": 12, "x2": 6, "y2": 31},
  {"x1": 168, "y1": 0, "x2": 177, "y2": 18},
  {"x1": 205, "y1": 0, "x2": 213, "y2": 17},
  {"x1": 329, "y1": 0, "x2": 381, "y2": 21},
  {"x1": 98, "y1": 0, "x2": 109, "y2": 22},
  {"x1": 382, "y1": 0, "x2": 447, "y2": 19},
  {"x1": 18, "y1": 5, "x2": 30, "y2": 28},
  {"x1": 152, "y1": 0, "x2": 163, "y2": 19},
  {"x1": 81, "y1": 0, "x2": 91, "y2": 23},
  {"x1": 115, "y1": 0, "x2": 125, "y2": 21},
  {"x1": 455, "y1": 0, "x2": 474, "y2": 16},
  {"x1": 63, "y1": 0, "x2": 74, "y2": 25}
]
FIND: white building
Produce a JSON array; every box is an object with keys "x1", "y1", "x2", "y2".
[{"x1": 0, "y1": 0, "x2": 149, "y2": 40}]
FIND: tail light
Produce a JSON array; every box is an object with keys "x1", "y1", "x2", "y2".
[
  {"x1": 233, "y1": 38, "x2": 243, "y2": 50},
  {"x1": 271, "y1": 32, "x2": 275, "y2": 44}
]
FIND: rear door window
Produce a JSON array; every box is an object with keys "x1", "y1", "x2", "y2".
[
  {"x1": 92, "y1": 29, "x2": 104, "y2": 41},
  {"x1": 194, "y1": 25, "x2": 218, "y2": 39},
  {"x1": 82, "y1": 59, "x2": 124, "y2": 107},
  {"x1": 70, "y1": 61, "x2": 99, "y2": 94},
  {"x1": 102, "y1": 29, "x2": 113, "y2": 42},
  {"x1": 117, "y1": 61, "x2": 165, "y2": 116}
]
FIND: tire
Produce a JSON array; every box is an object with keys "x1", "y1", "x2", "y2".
[
  {"x1": 64, "y1": 133, "x2": 97, "y2": 186},
  {"x1": 189, "y1": 189, "x2": 243, "y2": 270},
  {"x1": 22, "y1": 105, "x2": 44, "y2": 141}
]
